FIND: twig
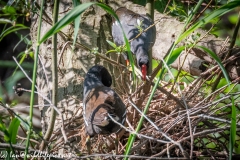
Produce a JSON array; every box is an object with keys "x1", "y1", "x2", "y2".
[
  {"x1": 196, "y1": 114, "x2": 240, "y2": 127},
  {"x1": 77, "y1": 153, "x2": 187, "y2": 159},
  {"x1": 107, "y1": 114, "x2": 170, "y2": 144},
  {"x1": 12, "y1": 58, "x2": 69, "y2": 147},
  {"x1": 161, "y1": 57, "x2": 194, "y2": 158},
  {"x1": 151, "y1": 126, "x2": 234, "y2": 157},
  {"x1": 12, "y1": 57, "x2": 38, "y2": 90}
]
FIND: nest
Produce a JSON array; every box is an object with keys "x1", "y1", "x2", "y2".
[
  {"x1": 2, "y1": 53, "x2": 239, "y2": 160},
  {"x1": 55, "y1": 61, "x2": 240, "y2": 159}
]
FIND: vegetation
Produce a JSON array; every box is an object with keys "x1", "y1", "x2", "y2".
[{"x1": 0, "y1": 0, "x2": 240, "y2": 159}]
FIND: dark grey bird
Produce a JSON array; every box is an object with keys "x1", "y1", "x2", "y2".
[
  {"x1": 112, "y1": 7, "x2": 156, "y2": 81},
  {"x1": 83, "y1": 65, "x2": 126, "y2": 153}
]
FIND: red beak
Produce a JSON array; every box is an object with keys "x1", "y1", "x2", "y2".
[{"x1": 141, "y1": 64, "x2": 147, "y2": 81}]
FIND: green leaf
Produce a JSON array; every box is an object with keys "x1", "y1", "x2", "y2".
[
  {"x1": 177, "y1": 1, "x2": 240, "y2": 44},
  {"x1": 229, "y1": 102, "x2": 236, "y2": 156},
  {"x1": 229, "y1": 92, "x2": 237, "y2": 159},
  {"x1": 196, "y1": 46, "x2": 229, "y2": 83},
  {"x1": 13, "y1": 52, "x2": 27, "y2": 76},
  {"x1": 39, "y1": 2, "x2": 95, "y2": 44},
  {"x1": 228, "y1": 14, "x2": 238, "y2": 24},
  {"x1": 106, "y1": 40, "x2": 117, "y2": 49},
  {"x1": 15, "y1": 32, "x2": 32, "y2": 46},
  {"x1": 8, "y1": 118, "x2": 21, "y2": 144},
  {"x1": 72, "y1": 0, "x2": 81, "y2": 48},
  {"x1": 0, "y1": 122, "x2": 8, "y2": 135},
  {"x1": 106, "y1": 50, "x2": 117, "y2": 54},
  {"x1": 165, "y1": 46, "x2": 185, "y2": 65},
  {"x1": 29, "y1": 51, "x2": 34, "y2": 59},
  {"x1": 0, "y1": 18, "x2": 13, "y2": 24},
  {"x1": 0, "y1": 122, "x2": 10, "y2": 142},
  {"x1": 2, "y1": 6, "x2": 16, "y2": 14},
  {"x1": 0, "y1": 24, "x2": 29, "y2": 42}
]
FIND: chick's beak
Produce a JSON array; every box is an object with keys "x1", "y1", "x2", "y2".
[{"x1": 141, "y1": 64, "x2": 147, "y2": 81}]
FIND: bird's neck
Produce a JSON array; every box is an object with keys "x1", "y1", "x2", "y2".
[
  {"x1": 136, "y1": 48, "x2": 148, "y2": 63},
  {"x1": 136, "y1": 48, "x2": 147, "y2": 56}
]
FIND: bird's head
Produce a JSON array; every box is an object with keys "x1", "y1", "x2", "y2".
[{"x1": 137, "y1": 52, "x2": 149, "y2": 81}]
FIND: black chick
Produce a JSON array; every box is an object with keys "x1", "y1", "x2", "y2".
[{"x1": 83, "y1": 65, "x2": 126, "y2": 153}]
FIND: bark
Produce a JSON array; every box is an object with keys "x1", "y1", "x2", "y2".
[
  {"x1": 152, "y1": 9, "x2": 240, "y2": 80},
  {"x1": 30, "y1": 0, "x2": 238, "y2": 155}
]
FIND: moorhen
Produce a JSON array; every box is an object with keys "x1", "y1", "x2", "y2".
[
  {"x1": 83, "y1": 65, "x2": 126, "y2": 153},
  {"x1": 112, "y1": 7, "x2": 156, "y2": 81}
]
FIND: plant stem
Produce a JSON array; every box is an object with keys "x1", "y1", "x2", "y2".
[
  {"x1": 24, "y1": 0, "x2": 44, "y2": 159},
  {"x1": 146, "y1": 0, "x2": 154, "y2": 75},
  {"x1": 228, "y1": 11, "x2": 240, "y2": 160},
  {"x1": 146, "y1": 0, "x2": 154, "y2": 20},
  {"x1": 0, "y1": 61, "x2": 33, "y2": 69},
  {"x1": 39, "y1": 0, "x2": 59, "y2": 151}
]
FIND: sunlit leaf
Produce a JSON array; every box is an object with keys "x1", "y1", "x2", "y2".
[
  {"x1": 8, "y1": 118, "x2": 20, "y2": 144},
  {"x1": 0, "y1": 18, "x2": 13, "y2": 24},
  {"x1": 72, "y1": 0, "x2": 81, "y2": 47},
  {"x1": 165, "y1": 46, "x2": 185, "y2": 65},
  {"x1": 106, "y1": 40, "x2": 117, "y2": 49},
  {"x1": 0, "y1": 122, "x2": 10, "y2": 142},
  {"x1": 2, "y1": 6, "x2": 16, "y2": 14},
  {"x1": 0, "y1": 24, "x2": 29, "y2": 41},
  {"x1": 39, "y1": 2, "x2": 95, "y2": 44},
  {"x1": 196, "y1": 46, "x2": 229, "y2": 83}
]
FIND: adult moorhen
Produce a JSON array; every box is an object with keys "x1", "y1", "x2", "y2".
[
  {"x1": 112, "y1": 7, "x2": 156, "y2": 81},
  {"x1": 83, "y1": 65, "x2": 126, "y2": 153}
]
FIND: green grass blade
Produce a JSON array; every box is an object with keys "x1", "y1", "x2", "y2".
[
  {"x1": 14, "y1": 32, "x2": 32, "y2": 50},
  {"x1": 177, "y1": 1, "x2": 240, "y2": 44},
  {"x1": 8, "y1": 118, "x2": 20, "y2": 144},
  {"x1": 0, "y1": 60, "x2": 33, "y2": 69},
  {"x1": 106, "y1": 40, "x2": 117, "y2": 49},
  {"x1": 39, "y1": 2, "x2": 95, "y2": 44},
  {"x1": 165, "y1": 46, "x2": 185, "y2": 65},
  {"x1": 184, "y1": 0, "x2": 204, "y2": 27},
  {"x1": 72, "y1": 0, "x2": 81, "y2": 48},
  {"x1": 196, "y1": 46, "x2": 230, "y2": 83},
  {"x1": 229, "y1": 101, "x2": 236, "y2": 160},
  {"x1": 0, "y1": 122, "x2": 10, "y2": 142},
  {"x1": 0, "y1": 24, "x2": 29, "y2": 41},
  {"x1": 0, "y1": 18, "x2": 13, "y2": 24},
  {"x1": 12, "y1": 52, "x2": 27, "y2": 76}
]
